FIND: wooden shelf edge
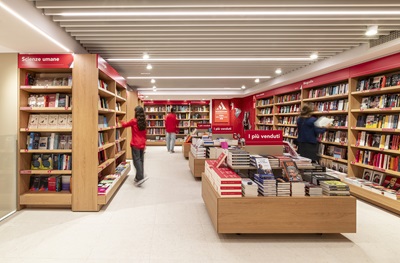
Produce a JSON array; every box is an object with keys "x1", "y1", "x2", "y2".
[
  {"x1": 350, "y1": 162, "x2": 400, "y2": 177},
  {"x1": 98, "y1": 142, "x2": 115, "y2": 152},
  {"x1": 20, "y1": 149, "x2": 72, "y2": 153},
  {"x1": 303, "y1": 93, "x2": 349, "y2": 102},
  {"x1": 349, "y1": 184, "x2": 400, "y2": 215},
  {"x1": 20, "y1": 192, "x2": 72, "y2": 206},
  {"x1": 350, "y1": 144, "x2": 400, "y2": 155},
  {"x1": 20, "y1": 128, "x2": 72, "y2": 132},
  {"x1": 98, "y1": 165, "x2": 131, "y2": 205},
  {"x1": 97, "y1": 158, "x2": 115, "y2": 173},
  {"x1": 20, "y1": 170, "x2": 72, "y2": 175},
  {"x1": 320, "y1": 155, "x2": 348, "y2": 164}
]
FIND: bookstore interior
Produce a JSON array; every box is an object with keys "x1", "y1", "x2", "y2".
[{"x1": 2, "y1": 0, "x2": 400, "y2": 242}]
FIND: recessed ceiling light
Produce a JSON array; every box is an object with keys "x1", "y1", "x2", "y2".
[
  {"x1": 109, "y1": 57, "x2": 313, "y2": 62},
  {"x1": 153, "y1": 89, "x2": 157, "y2": 92},
  {"x1": 145, "y1": 96, "x2": 148, "y2": 98},
  {"x1": 152, "y1": 85, "x2": 157, "y2": 90},
  {"x1": 146, "y1": 64, "x2": 153, "y2": 70},
  {"x1": 254, "y1": 78, "x2": 260, "y2": 83},
  {"x1": 127, "y1": 76, "x2": 271, "y2": 79},
  {"x1": 241, "y1": 85, "x2": 246, "y2": 89},
  {"x1": 275, "y1": 68, "x2": 282, "y2": 74},
  {"x1": 365, "y1": 25, "x2": 378, "y2": 36},
  {"x1": 143, "y1": 52, "x2": 149, "y2": 59},
  {"x1": 310, "y1": 52, "x2": 319, "y2": 60},
  {"x1": 151, "y1": 79, "x2": 156, "y2": 83}
]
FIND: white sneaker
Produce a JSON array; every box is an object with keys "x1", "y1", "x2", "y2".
[{"x1": 134, "y1": 176, "x2": 149, "y2": 186}]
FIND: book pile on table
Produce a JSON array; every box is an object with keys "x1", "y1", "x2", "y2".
[
  {"x1": 292, "y1": 156, "x2": 314, "y2": 169},
  {"x1": 190, "y1": 142, "x2": 206, "y2": 158},
  {"x1": 344, "y1": 177, "x2": 370, "y2": 187},
  {"x1": 291, "y1": 182, "x2": 306, "y2": 196},
  {"x1": 241, "y1": 178, "x2": 258, "y2": 197},
  {"x1": 264, "y1": 155, "x2": 280, "y2": 168},
  {"x1": 305, "y1": 183, "x2": 323, "y2": 196},
  {"x1": 206, "y1": 166, "x2": 242, "y2": 198},
  {"x1": 277, "y1": 181, "x2": 291, "y2": 196},
  {"x1": 321, "y1": 181, "x2": 350, "y2": 196},
  {"x1": 254, "y1": 174, "x2": 276, "y2": 196},
  {"x1": 311, "y1": 173, "x2": 341, "y2": 185},
  {"x1": 227, "y1": 149, "x2": 250, "y2": 167}
]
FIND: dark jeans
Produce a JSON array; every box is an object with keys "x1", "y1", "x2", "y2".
[{"x1": 131, "y1": 146, "x2": 144, "y2": 181}]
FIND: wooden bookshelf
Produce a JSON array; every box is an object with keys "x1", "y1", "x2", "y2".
[{"x1": 17, "y1": 54, "x2": 130, "y2": 212}]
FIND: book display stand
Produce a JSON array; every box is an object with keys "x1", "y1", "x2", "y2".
[
  {"x1": 18, "y1": 54, "x2": 130, "y2": 211},
  {"x1": 202, "y1": 143, "x2": 356, "y2": 234}
]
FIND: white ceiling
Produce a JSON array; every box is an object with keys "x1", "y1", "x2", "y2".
[{"x1": 2, "y1": 1, "x2": 400, "y2": 100}]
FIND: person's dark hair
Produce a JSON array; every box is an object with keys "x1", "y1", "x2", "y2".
[
  {"x1": 135, "y1": 106, "x2": 146, "y2": 131},
  {"x1": 170, "y1": 107, "x2": 175, "y2": 113},
  {"x1": 300, "y1": 104, "x2": 313, "y2": 117}
]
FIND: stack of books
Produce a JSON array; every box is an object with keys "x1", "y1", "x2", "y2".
[
  {"x1": 311, "y1": 173, "x2": 341, "y2": 185},
  {"x1": 254, "y1": 174, "x2": 276, "y2": 196},
  {"x1": 291, "y1": 182, "x2": 306, "y2": 196},
  {"x1": 321, "y1": 181, "x2": 350, "y2": 196},
  {"x1": 265, "y1": 155, "x2": 280, "y2": 168},
  {"x1": 241, "y1": 178, "x2": 258, "y2": 197},
  {"x1": 190, "y1": 143, "x2": 206, "y2": 158},
  {"x1": 208, "y1": 167, "x2": 242, "y2": 198},
  {"x1": 227, "y1": 149, "x2": 250, "y2": 167},
  {"x1": 277, "y1": 181, "x2": 291, "y2": 196},
  {"x1": 305, "y1": 183, "x2": 323, "y2": 196},
  {"x1": 98, "y1": 174, "x2": 120, "y2": 195}
]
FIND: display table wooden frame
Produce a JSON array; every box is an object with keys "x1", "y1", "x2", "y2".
[
  {"x1": 202, "y1": 175, "x2": 357, "y2": 234},
  {"x1": 182, "y1": 142, "x2": 191, "y2": 159},
  {"x1": 189, "y1": 151, "x2": 216, "y2": 178}
]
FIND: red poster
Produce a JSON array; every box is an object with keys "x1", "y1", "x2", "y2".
[
  {"x1": 18, "y1": 54, "x2": 74, "y2": 68},
  {"x1": 213, "y1": 100, "x2": 229, "y2": 123},
  {"x1": 244, "y1": 130, "x2": 283, "y2": 145},
  {"x1": 97, "y1": 56, "x2": 127, "y2": 88},
  {"x1": 212, "y1": 125, "x2": 233, "y2": 134}
]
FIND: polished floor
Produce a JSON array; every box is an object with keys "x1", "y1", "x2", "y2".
[{"x1": 1, "y1": 146, "x2": 400, "y2": 263}]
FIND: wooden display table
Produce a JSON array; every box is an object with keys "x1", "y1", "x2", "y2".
[
  {"x1": 202, "y1": 175, "x2": 357, "y2": 234},
  {"x1": 182, "y1": 142, "x2": 191, "y2": 159},
  {"x1": 189, "y1": 151, "x2": 216, "y2": 178}
]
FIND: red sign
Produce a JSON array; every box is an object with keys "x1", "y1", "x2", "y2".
[
  {"x1": 213, "y1": 100, "x2": 229, "y2": 123},
  {"x1": 97, "y1": 56, "x2": 127, "y2": 88},
  {"x1": 18, "y1": 54, "x2": 74, "y2": 68},
  {"x1": 244, "y1": 130, "x2": 283, "y2": 145},
  {"x1": 212, "y1": 125, "x2": 233, "y2": 134},
  {"x1": 197, "y1": 123, "x2": 211, "y2": 129}
]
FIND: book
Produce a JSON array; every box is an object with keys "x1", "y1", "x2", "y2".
[
  {"x1": 314, "y1": 116, "x2": 334, "y2": 128},
  {"x1": 40, "y1": 153, "x2": 53, "y2": 170},
  {"x1": 28, "y1": 114, "x2": 39, "y2": 129},
  {"x1": 57, "y1": 114, "x2": 68, "y2": 128},
  {"x1": 47, "y1": 114, "x2": 59, "y2": 129},
  {"x1": 282, "y1": 160, "x2": 302, "y2": 182},
  {"x1": 382, "y1": 176, "x2": 400, "y2": 190},
  {"x1": 362, "y1": 169, "x2": 373, "y2": 181},
  {"x1": 38, "y1": 137, "x2": 48, "y2": 150},
  {"x1": 372, "y1": 171, "x2": 385, "y2": 185},
  {"x1": 31, "y1": 154, "x2": 42, "y2": 170}
]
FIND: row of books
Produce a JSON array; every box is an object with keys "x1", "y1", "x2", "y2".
[
  {"x1": 98, "y1": 96, "x2": 109, "y2": 109},
  {"x1": 176, "y1": 113, "x2": 189, "y2": 119},
  {"x1": 276, "y1": 104, "x2": 300, "y2": 114},
  {"x1": 146, "y1": 114, "x2": 164, "y2": 119},
  {"x1": 356, "y1": 131, "x2": 400, "y2": 150},
  {"x1": 258, "y1": 116, "x2": 273, "y2": 124},
  {"x1": 276, "y1": 92, "x2": 301, "y2": 103},
  {"x1": 357, "y1": 73, "x2": 400, "y2": 91},
  {"x1": 259, "y1": 107, "x2": 273, "y2": 114},
  {"x1": 309, "y1": 99, "x2": 348, "y2": 112},
  {"x1": 355, "y1": 150, "x2": 400, "y2": 171},
  {"x1": 147, "y1": 128, "x2": 165, "y2": 135},
  {"x1": 191, "y1": 105, "x2": 209, "y2": 112},
  {"x1": 31, "y1": 153, "x2": 72, "y2": 170},
  {"x1": 98, "y1": 149, "x2": 108, "y2": 165},
  {"x1": 27, "y1": 132, "x2": 72, "y2": 150},
  {"x1": 319, "y1": 158, "x2": 348, "y2": 173},
  {"x1": 145, "y1": 106, "x2": 166, "y2": 112},
  {"x1": 98, "y1": 115, "x2": 109, "y2": 128},
  {"x1": 27, "y1": 93, "x2": 71, "y2": 108},
  {"x1": 257, "y1": 125, "x2": 274, "y2": 130},
  {"x1": 26, "y1": 73, "x2": 72, "y2": 87},
  {"x1": 307, "y1": 83, "x2": 348, "y2": 98},
  {"x1": 257, "y1": 98, "x2": 273, "y2": 106},
  {"x1": 278, "y1": 116, "x2": 297, "y2": 125},
  {"x1": 98, "y1": 79, "x2": 109, "y2": 90},
  {"x1": 277, "y1": 126, "x2": 298, "y2": 137},
  {"x1": 319, "y1": 144, "x2": 348, "y2": 159},
  {"x1": 319, "y1": 130, "x2": 348, "y2": 144},
  {"x1": 29, "y1": 174, "x2": 71, "y2": 192},
  {"x1": 360, "y1": 94, "x2": 400, "y2": 110},
  {"x1": 328, "y1": 115, "x2": 348, "y2": 127},
  {"x1": 146, "y1": 120, "x2": 164, "y2": 127},
  {"x1": 28, "y1": 114, "x2": 72, "y2": 129},
  {"x1": 358, "y1": 114, "x2": 400, "y2": 129},
  {"x1": 116, "y1": 102, "x2": 123, "y2": 112}
]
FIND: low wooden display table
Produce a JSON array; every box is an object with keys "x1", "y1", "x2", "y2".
[
  {"x1": 189, "y1": 151, "x2": 216, "y2": 178},
  {"x1": 182, "y1": 142, "x2": 191, "y2": 159},
  {"x1": 202, "y1": 175, "x2": 357, "y2": 234}
]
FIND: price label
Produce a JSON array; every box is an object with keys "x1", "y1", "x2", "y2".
[
  {"x1": 21, "y1": 170, "x2": 32, "y2": 174},
  {"x1": 374, "y1": 167, "x2": 385, "y2": 172},
  {"x1": 47, "y1": 170, "x2": 52, "y2": 174}
]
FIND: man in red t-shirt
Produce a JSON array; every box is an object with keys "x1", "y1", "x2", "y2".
[{"x1": 165, "y1": 107, "x2": 178, "y2": 153}]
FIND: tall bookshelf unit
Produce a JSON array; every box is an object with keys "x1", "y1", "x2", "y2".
[
  {"x1": 144, "y1": 100, "x2": 210, "y2": 146},
  {"x1": 255, "y1": 96, "x2": 274, "y2": 131},
  {"x1": 302, "y1": 82, "x2": 349, "y2": 168},
  {"x1": 17, "y1": 54, "x2": 130, "y2": 211}
]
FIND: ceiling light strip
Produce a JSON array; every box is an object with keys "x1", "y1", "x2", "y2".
[{"x1": 0, "y1": 3, "x2": 71, "y2": 52}]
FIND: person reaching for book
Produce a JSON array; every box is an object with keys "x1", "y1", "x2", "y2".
[
  {"x1": 297, "y1": 104, "x2": 329, "y2": 163},
  {"x1": 120, "y1": 106, "x2": 148, "y2": 186}
]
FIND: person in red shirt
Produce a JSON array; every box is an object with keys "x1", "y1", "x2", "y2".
[
  {"x1": 165, "y1": 107, "x2": 178, "y2": 153},
  {"x1": 121, "y1": 106, "x2": 148, "y2": 186}
]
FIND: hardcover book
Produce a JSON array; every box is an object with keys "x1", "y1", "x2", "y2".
[
  {"x1": 47, "y1": 114, "x2": 59, "y2": 129},
  {"x1": 282, "y1": 160, "x2": 302, "y2": 182},
  {"x1": 372, "y1": 171, "x2": 385, "y2": 185},
  {"x1": 362, "y1": 169, "x2": 373, "y2": 181},
  {"x1": 28, "y1": 114, "x2": 39, "y2": 129},
  {"x1": 38, "y1": 114, "x2": 49, "y2": 129}
]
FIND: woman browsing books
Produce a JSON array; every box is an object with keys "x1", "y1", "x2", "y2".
[
  {"x1": 120, "y1": 106, "x2": 148, "y2": 186},
  {"x1": 296, "y1": 104, "x2": 329, "y2": 163}
]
